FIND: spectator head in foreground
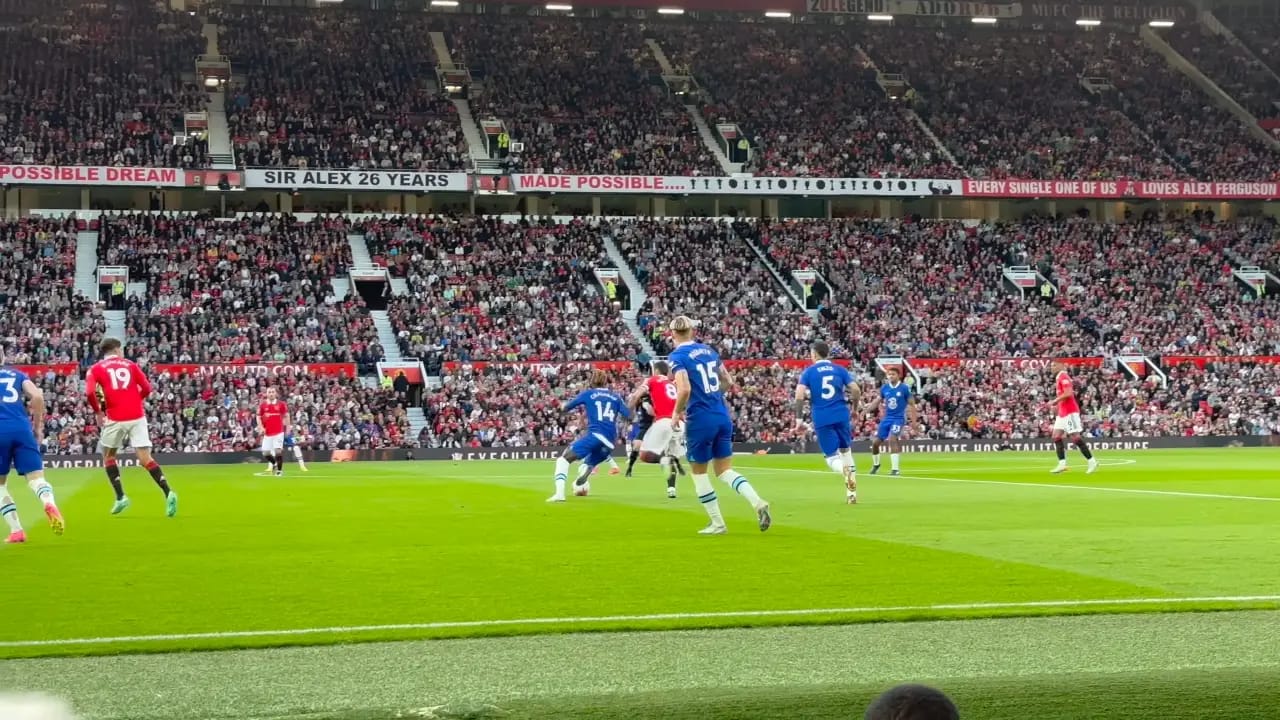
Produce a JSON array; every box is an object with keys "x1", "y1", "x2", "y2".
[{"x1": 866, "y1": 684, "x2": 960, "y2": 720}]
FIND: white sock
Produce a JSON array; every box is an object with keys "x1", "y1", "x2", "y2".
[
  {"x1": 692, "y1": 473, "x2": 725, "y2": 526},
  {"x1": 575, "y1": 463, "x2": 592, "y2": 485},
  {"x1": 660, "y1": 456, "x2": 671, "y2": 471},
  {"x1": 553, "y1": 457, "x2": 570, "y2": 497},
  {"x1": 824, "y1": 455, "x2": 844, "y2": 475},
  {"x1": 872, "y1": 452, "x2": 881, "y2": 467},
  {"x1": 719, "y1": 469, "x2": 764, "y2": 508},
  {"x1": 28, "y1": 478, "x2": 54, "y2": 507},
  {"x1": 890, "y1": 454, "x2": 901, "y2": 471},
  {"x1": 609, "y1": 457, "x2": 619, "y2": 470},
  {"x1": 841, "y1": 450, "x2": 856, "y2": 473},
  {"x1": 0, "y1": 493, "x2": 20, "y2": 532}
]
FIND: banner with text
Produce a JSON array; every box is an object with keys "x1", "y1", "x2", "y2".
[
  {"x1": 1160, "y1": 355, "x2": 1280, "y2": 368},
  {"x1": 963, "y1": 179, "x2": 1280, "y2": 200},
  {"x1": 245, "y1": 169, "x2": 470, "y2": 193},
  {"x1": 512, "y1": 174, "x2": 963, "y2": 196},
  {"x1": 806, "y1": 0, "x2": 1191, "y2": 22},
  {"x1": 909, "y1": 357, "x2": 1105, "y2": 370},
  {"x1": 0, "y1": 164, "x2": 187, "y2": 187},
  {"x1": 17, "y1": 364, "x2": 80, "y2": 377},
  {"x1": 154, "y1": 363, "x2": 357, "y2": 378}
]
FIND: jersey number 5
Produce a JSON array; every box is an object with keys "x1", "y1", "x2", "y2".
[
  {"x1": 0, "y1": 377, "x2": 18, "y2": 403},
  {"x1": 820, "y1": 375, "x2": 838, "y2": 400},
  {"x1": 108, "y1": 367, "x2": 131, "y2": 390},
  {"x1": 695, "y1": 361, "x2": 721, "y2": 393}
]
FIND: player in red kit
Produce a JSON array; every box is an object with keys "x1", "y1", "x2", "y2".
[
  {"x1": 258, "y1": 388, "x2": 289, "y2": 477},
  {"x1": 1048, "y1": 360, "x2": 1098, "y2": 474},
  {"x1": 626, "y1": 360, "x2": 686, "y2": 498},
  {"x1": 85, "y1": 338, "x2": 178, "y2": 517}
]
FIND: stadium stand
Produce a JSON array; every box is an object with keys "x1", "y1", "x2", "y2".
[
  {"x1": 98, "y1": 214, "x2": 384, "y2": 370},
  {"x1": 363, "y1": 216, "x2": 638, "y2": 362},
  {"x1": 653, "y1": 22, "x2": 959, "y2": 178},
  {"x1": 860, "y1": 25, "x2": 1188, "y2": 180},
  {"x1": 0, "y1": 0, "x2": 207, "y2": 167},
  {"x1": 447, "y1": 16, "x2": 720, "y2": 175},
  {"x1": 1166, "y1": 26, "x2": 1280, "y2": 124},
  {"x1": 611, "y1": 219, "x2": 815, "y2": 358},
  {"x1": 218, "y1": 7, "x2": 466, "y2": 171},
  {"x1": 0, "y1": 218, "x2": 104, "y2": 364}
]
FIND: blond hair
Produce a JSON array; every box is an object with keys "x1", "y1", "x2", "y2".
[{"x1": 668, "y1": 315, "x2": 697, "y2": 338}]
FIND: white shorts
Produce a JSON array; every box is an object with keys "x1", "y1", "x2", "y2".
[
  {"x1": 261, "y1": 433, "x2": 285, "y2": 453},
  {"x1": 1053, "y1": 413, "x2": 1083, "y2": 435},
  {"x1": 100, "y1": 418, "x2": 152, "y2": 450},
  {"x1": 642, "y1": 418, "x2": 685, "y2": 457}
]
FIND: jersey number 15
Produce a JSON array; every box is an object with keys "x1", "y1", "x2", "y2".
[{"x1": 695, "y1": 361, "x2": 721, "y2": 394}]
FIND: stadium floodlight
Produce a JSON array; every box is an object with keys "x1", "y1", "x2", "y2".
[
  {"x1": 764, "y1": 10, "x2": 792, "y2": 18},
  {"x1": 867, "y1": 14, "x2": 894, "y2": 21},
  {"x1": 546, "y1": 2, "x2": 573, "y2": 10},
  {"x1": 1075, "y1": 18, "x2": 1101, "y2": 26},
  {"x1": 1149, "y1": 19, "x2": 1175, "y2": 27},
  {"x1": 657, "y1": 7, "x2": 685, "y2": 14},
  {"x1": 430, "y1": 0, "x2": 460, "y2": 6},
  {"x1": 971, "y1": 16, "x2": 997, "y2": 23}
]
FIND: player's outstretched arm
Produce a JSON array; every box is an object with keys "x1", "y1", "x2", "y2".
[
  {"x1": 846, "y1": 382, "x2": 863, "y2": 413},
  {"x1": 717, "y1": 366, "x2": 736, "y2": 394},
  {"x1": 627, "y1": 384, "x2": 647, "y2": 413},
  {"x1": 22, "y1": 380, "x2": 45, "y2": 441}
]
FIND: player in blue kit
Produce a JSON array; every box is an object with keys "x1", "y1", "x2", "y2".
[
  {"x1": 865, "y1": 367, "x2": 915, "y2": 476},
  {"x1": 0, "y1": 350, "x2": 63, "y2": 543},
  {"x1": 795, "y1": 340, "x2": 862, "y2": 503},
  {"x1": 668, "y1": 316, "x2": 770, "y2": 535},
  {"x1": 548, "y1": 369, "x2": 631, "y2": 502}
]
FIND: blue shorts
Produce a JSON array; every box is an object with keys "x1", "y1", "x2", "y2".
[
  {"x1": 628, "y1": 421, "x2": 651, "y2": 442},
  {"x1": 815, "y1": 422, "x2": 852, "y2": 457},
  {"x1": 686, "y1": 414, "x2": 734, "y2": 464},
  {"x1": 570, "y1": 433, "x2": 615, "y2": 467},
  {"x1": 0, "y1": 429, "x2": 43, "y2": 477},
  {"x1": 876, "y1": 418, "x2": 905, "y2": 442}
]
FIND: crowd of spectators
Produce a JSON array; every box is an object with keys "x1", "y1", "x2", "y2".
[
  {"x1": 363, "y1": 216, "x2": 637, "y2": 362},
  {"x1": 448, "y1": 16, "x2": 719, "y2": 176},
  {"x1": 754, "y1": 215, "x2": 1280, "y2": 362},
  {"x1": 919, "y1": 359, "x2": 1280, "y2": 439},
  {"x1": 0, "y1": 218, "x2": 104, "y2": 365},
  {"x1": 1167, "y1": 26, "x2": 1280, "y2": 123},
  {"x1": 860, "y1": 25, "x2": 1186, "y2": 181},
  {"x1": 653, "y1": 22, "x2": 959, "y2": 178},
  {"x1": 38, "y1": 366, "x2": 409, "y2": 454},
  {"x1": 612, "y1": 219, "x2": 815, "y2": 358},
  {"x1": 0, "y1": 0, "x2": 207, "y2": 167},
  {"x1": 98, "y1": 214, "x2": 384, "y2": 370},
  {"x1": 218, "y1": 7, "x2": 466, "y2": 171}
]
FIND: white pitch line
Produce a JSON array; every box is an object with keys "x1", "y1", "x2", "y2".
[
  {"x1": 742, "y1": 462, "x2": 1280, "y2": 502},
  {"x1": 3, "y1": 595, "x2": 1278, "y2": 649}
]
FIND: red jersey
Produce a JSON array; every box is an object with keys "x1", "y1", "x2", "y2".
[
  {"x1": 259, "y1": 401, "x2": 288, "y2": 436},
  {"x1": 86, "y1": 356, "x2": 151, "y2": 422},
  {"x1": 647, "y1": 376, "x2": 677, "y2": 420},
  {"x1": 1055, "y1": 371, "x2": 1080, "y2": 417}
]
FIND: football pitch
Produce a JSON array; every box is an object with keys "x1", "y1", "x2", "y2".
[{"x1": 1, "y1": 449, "x2": 1279, "y2": 719}]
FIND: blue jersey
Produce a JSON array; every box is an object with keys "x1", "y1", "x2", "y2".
[
  {"x1": 880, "y1": 381, "x2": 912, "y2": 422},
  {"x1": 669, "y1": 342, "x2": 730, "y2": 421},
  {"x1": 564, "y1": 387, "x2": 631, "y2": 441},
  {"x1": 799, "y1": 360, "x2": 854, "y2": 427},
  {"x1": 0, "y1": 367, "x2": 32, "y2": 428},
  {"x1": 0, "y1": 366, "x2": 42, "y2": 477}
]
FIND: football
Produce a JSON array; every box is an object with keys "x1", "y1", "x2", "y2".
[{"x1": 573, "y1": 481, "x2": 590, "y2": 497}]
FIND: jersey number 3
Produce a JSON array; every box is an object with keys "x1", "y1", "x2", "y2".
[{"x1": 0, "y1": 377, "x2": 18, "y2": 403}]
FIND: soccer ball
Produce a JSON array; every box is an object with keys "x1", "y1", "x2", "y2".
[{"x1": 574, "y1": 481, "x2": 590, "y2": 497}]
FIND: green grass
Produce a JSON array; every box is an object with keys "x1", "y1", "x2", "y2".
[{"x1": 1, "y1": 448, "x2": 1279, "y2": 718}]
